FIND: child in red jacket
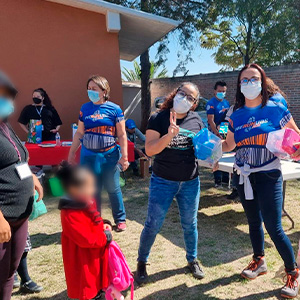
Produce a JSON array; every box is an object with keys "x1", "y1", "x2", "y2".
[{"x1": 57, "y1": 163, "x2": 112, "y2": 300}]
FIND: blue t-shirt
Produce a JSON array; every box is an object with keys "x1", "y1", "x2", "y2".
[
  {"x1": 206, "y1": 97, "x2": 230, "y2": 127},
  {"x1": 228, "y1": 101, "x2": 292, "y2": 168},
  {"x1": 269, "y1": 92, "x2": 288, "y2": 109},
  {"x1": 79, "y1": 101, "x2": 124, "y2": 152}
]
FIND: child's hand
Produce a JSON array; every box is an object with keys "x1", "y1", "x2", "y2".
[{"x1": 104, "y1": 224, "x2": 112, "y2": 231}]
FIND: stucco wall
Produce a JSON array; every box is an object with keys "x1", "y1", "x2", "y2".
[
  {"x1": 0, "y1": 0, "x2": 123, "y2": 140},
  {"x1": 150, "y1": 64, "x2": 300, "y2": 124}
]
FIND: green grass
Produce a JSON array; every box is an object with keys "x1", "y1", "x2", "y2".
[{"x1": 11, "y1": 168, "x2": 300, "y2": 300}]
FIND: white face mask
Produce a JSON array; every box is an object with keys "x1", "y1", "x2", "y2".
[
  {"x1": 241, "y1": 81, "x2": 262, "y2": 100},
  {"x1": 173, "y1": 93, "x2": 193, "y2": 114}
]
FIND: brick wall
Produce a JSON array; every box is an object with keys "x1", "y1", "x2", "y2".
[{"x1": 150, "y1": 64, "x2": 300, "y2": 124}]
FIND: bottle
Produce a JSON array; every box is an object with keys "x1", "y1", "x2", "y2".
[{"x1": 55, "y1": 132, "x2": 61, "y2": 146}]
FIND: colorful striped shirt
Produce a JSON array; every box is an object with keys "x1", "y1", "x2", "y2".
[
  {"x1": 228, "y1": 101, "x2": 291, "y2": 168},
  {"x1": 79, "y1": 101, "x2": 124, "y2": 152}
]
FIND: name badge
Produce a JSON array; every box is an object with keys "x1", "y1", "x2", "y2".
[{"x1": 16, "y1": 163, "x2": 32, "y2": 180}]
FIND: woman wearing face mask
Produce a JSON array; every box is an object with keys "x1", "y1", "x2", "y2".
[
  {"x1": 222, "y1": 64, "x2": 300, "y2": 299},
  {"x1": 0, "y1": 70, "x2": 43, "y2": 300},
  {"x1": 68, "y1": 75, "x2": 128, "y2": 232},
  {"x1": 135, "y1": 82, "x2": 205, "y2": 284},
  {"x1": 18, "y1": 88, "x2": 62, "y2": 141}
]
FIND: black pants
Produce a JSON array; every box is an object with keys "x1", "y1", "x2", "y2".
[{"x1": 0, "y1": 218, "x2": 28, "y2": 300}]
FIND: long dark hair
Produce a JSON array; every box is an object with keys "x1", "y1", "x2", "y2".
[
  {"x1": 160, "y1": 82, "x2": 200, "y2": 111},
  {"x1": 33, "y1": 88, "x2": 54, "y2": 108},
  {"x1": 235, "y1": 64, "x2": 269, "y2": 109}
]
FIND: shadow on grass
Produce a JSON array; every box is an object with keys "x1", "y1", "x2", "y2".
[
  {"x1": 31, "y1": 232, "x2": 61, "y2": 248},
  {"x1": 27, "y1": 290, "x2": 68, "y2": 300},
  {"x1": 139, "y1": 273, "x2": 281, "y2": 300},
  {"x1": 125, "y1": 192, "x2": 273, "y2": 267}
]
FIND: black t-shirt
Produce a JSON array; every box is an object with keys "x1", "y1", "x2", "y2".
[
  {"x1": 18, "y1": 105, "x2": 62, "y2": 141},
  {"x1": 0, "y1": 124, "x2": 34, "y2": 220},
  {"x1": 148, "y1": 109, "x2": 204, "y2": 181}
]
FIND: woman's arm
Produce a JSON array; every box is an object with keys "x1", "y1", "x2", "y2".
[
  {"x1": 33, "y1": 174, "x2": 43, "y2": 201},
  {"x1": 18, "y1": 123, "x2": 29, "y2": 134},
  {"x1": 50, "y1": 125, "x2": 61, "y2": 134},
  {"x1": 116, "y1": 120, "x2": 129, "y2": 171},
  {"x1": 68, "y1": 121, "x2": 84, "y2": 164},
  {"x1": 146, "y1": 112, "x2": 179, "y2": 157},
  {"x1": 285, "y1": 118, "x2": 300, "y2": 135},
  {"x1": 222, "y1": 130, "x2": 236, "y2": 153}
]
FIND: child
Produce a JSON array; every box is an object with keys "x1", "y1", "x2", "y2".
[{"x1": 57, "y1": 162, "x2": 112, "y2": 300}]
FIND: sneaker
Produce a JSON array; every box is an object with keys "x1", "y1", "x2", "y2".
[
  {"x1": 188, "y1": 259, "x2": 205, "y2": 279},
  {"x1": 19, "y1": 280, "x2": 43, "y2": 294},
  {"x1": 227, "y1": 189, "x2": 239, "y2": 200},
  {"x1": 215, "y1": 183, "x2": 222, "y2": 188},
  {"x1": 13, "y1": 273, "x2": 20, "y2": 289},
  {"x1": 116, "y1": 222, "x2": 127, "y2": 232},
  {"x1": 281, "y1": 268, "x2": 300, "y2": 299},
  {"x1": 135, "y1": 261, "x2": 148, "y2": 285},
  {"x1": 241, "y1": 256, "x2": 267, "y2": 280}
]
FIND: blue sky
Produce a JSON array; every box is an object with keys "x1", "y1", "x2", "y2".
[{"x1": 120, "y1": 36, "x2": 221, "y2": 77}]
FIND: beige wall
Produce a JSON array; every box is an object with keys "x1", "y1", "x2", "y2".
[{"x1": 0, "y1": 0, "x2": 123, "y2": 140}]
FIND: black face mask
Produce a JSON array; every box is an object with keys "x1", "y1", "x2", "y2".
[{"x1": 33, "y1": 97, "x2": 42, "y2": 104}]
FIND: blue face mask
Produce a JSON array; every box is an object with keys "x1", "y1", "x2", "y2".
[
  {"x1": 87, "y1": 90, "x2": 100, "y2": 103},
  {"x1": 216, "y1": 92, "x2": 226, "y2": 100},
  {"x1": 0, "y1": 97, "x2": 14, "y2": 119}
]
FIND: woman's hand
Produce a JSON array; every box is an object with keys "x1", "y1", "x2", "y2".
[
  {"x1": 118, "y1": 157, "x2": 129, "y2": 171},
  {"x1": 50, "y1": 129, "x2": 58, "y2": 133},
  {"x1": 33, "y1": 174, "x2": 43, "y2": 201},
  {"x1": 212, "y1": 162, "x2": 219, "y2": 172},
  {"x1": 168, "y1": 112, "x2": 180, "y2": 138},
  {"x1": 0, "y1": 212, "x2": 11, "y2": 243},
  {"x1": 291, "y1": 143, "x2": 300, "y2": 159}
]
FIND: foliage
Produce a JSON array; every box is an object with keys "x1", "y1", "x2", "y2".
[
  {"x1": 105, "y1": 0, "x2": 211, "y2": 76},
  {"x1": 198, "y1": 0, "x2": 300, "y2": 70},
  {"x1": 122, "y1": 60, "x2": 168, "y2": 81}
]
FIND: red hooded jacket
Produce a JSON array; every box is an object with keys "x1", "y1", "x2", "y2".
[{"x1": 60, "y1": 199, "x2": 109, "y2": 300}]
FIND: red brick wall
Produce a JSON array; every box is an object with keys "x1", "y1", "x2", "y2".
[{"x1": 150, "y1": 64, "x2": 300, "y2": 124}]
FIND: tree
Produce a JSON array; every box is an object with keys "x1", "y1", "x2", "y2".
[
  {"x1": 198, "y1": 0, "x2": 300, "y2": 70},
  {"x1": 122, "y1": 60, "x2": 168, "y2": 81},
  {"x1": 104, "y1": 0, "x2": 211, "y2": 131}
]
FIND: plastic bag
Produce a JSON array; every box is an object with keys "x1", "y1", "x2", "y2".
[
  {"x1": 193, "y1": 128, "x2": 222, "y2": 165},
  {"x1": 266, "y1": 128, "x2": 300, "y2": 160},
  {"x1": 29, "y1": 191, "x2": 47, "y2": 221}
]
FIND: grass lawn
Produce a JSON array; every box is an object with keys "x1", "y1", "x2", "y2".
[{"x1": 11, "y1": 168, "x2": 300, "y2": 300}]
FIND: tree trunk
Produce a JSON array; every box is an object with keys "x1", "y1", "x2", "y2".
[
  {"x1": 140, "y1": 49, "x2": 151, "y2": 132},
  {"x1": 140, "y1": 0, "x2": 151, "y2": 133}
]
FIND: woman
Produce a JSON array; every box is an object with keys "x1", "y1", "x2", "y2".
[
  {"x1": 136, "y1": 82, "x2": 205, "y2": 284},
  {"x1": 18, "y1": 88, "x2": 62, "y2": 141},
  {"x1": 222, "y1": 64, "x2": 300, "y2": 299},
  {"x1": 68, "y1": 75, "x2": 128, "y2": 232},
  {"x1": 0, "y1": 70, "x2": 43, "y2": 300}
]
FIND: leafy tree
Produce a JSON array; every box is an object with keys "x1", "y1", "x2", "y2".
[
  {"x1": 104, "y1": 0, "x2": 210, "y2": 131},
  {"x1": 198, "y1": 0, "x2": 300, "y2": 70},
  {"x1": 122, "y1": 60, "x2": 168, "y2": 81}
]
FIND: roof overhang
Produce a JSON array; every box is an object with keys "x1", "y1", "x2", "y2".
[{"x1": 45, "y1": 0, "x2": 180, "y2": 61}]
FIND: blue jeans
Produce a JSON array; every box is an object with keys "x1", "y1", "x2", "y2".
[
  {"x1": 81, "y1": 147, "x2": 126, "y2": 224},
  {"x1": 138, "y1": 173, "x2": 200, "y2": 263},
  {"x1": 237, "y1": 170, "x2": 296, "y2": 270}
]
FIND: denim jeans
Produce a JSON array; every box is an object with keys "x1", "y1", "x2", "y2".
[
  {"x1": 237, "y1": 170, "x2": 296, "y2": 270},
  {"x1": 138, "y1": 173, "x2": 200, "y2": 263},
  {"x1": 82, "y1": 147, "x2": 126, "y2": 224}
]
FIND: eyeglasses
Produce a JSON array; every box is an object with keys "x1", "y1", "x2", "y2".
[
  {"x1": 240, "y1": 77, "x2": 261, "y2": 86},
  {"x1": 177, "y1": 89, "x2": 197, "y2": 104}
]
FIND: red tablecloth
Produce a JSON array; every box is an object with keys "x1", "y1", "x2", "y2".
[{"x1": 26, "y1": 141, "x2": 135, "y2": 166}]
